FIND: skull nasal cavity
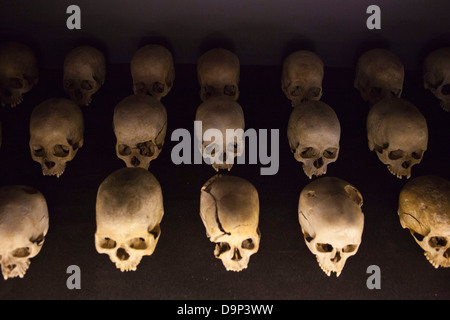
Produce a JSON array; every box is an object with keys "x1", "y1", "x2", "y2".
[
  {"x1": 45, "y1": 161, "x2": 55, "y2": 169},
  {"x1": 232, "y1": 248, "x2": 242, "y2": 261},
  {"x1": 314, "y1": 157, "x2": 324, "y2": 168},
  {"x1": 116, "y1": 248, "x2": 130, "y2": 261},
  {"x1": 331, "y1": 251, "x2": 341, "y2": 263},
  {"x1": 402, "y1": 160, "x2": 411, "y2": 169},
  {"x1": 131, "y1": 156, "x2": 140, "y2": 167}
]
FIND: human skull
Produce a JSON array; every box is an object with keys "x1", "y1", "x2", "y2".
[
  {"x1": 367, "y1": 98, "x2": 428, "y2": 179},
  {"x1": 113, "y1": 94, "x2": 167, "y2": 169},
  {"x1": 130, "y1": 44, "x2": 175, "y2": 100},
  {"x1": 298, "y1": 177, "x2": 364, "y2": 277},
  {"x1": 0, "y1": 185, "x2": 49, "y2": 280},
  {"x1": 287, "y1": 100, "x2": 340, "y2": 179},
  {"x1": 195, "y1": 96, "x2": 245, "y2": 171},
  {"x1": 95, "y1": 167, "x2": 164, "y2": 272},
  {"x1": 0, "y1": 41, "x2": 38, "y2": 107},
  {"x1": 200, "y1": 174, "x2": 260, "y2": 272},
  {"x1": 197, "y1": 48, "x2": 240, "y2": 101},
  {"x1": 398, "y1": 175, "x2": 450, "y2": 268},
  {"x1": 354, "y1": 48, "x2": 404, "y2": 105},
  {"x1": 29, "y1": 98, "x2": 84, "y2": 177},
  {"x1": 63, "y1": 45, "x2": 106, "y2": 106},
  {"x1": 281, "y1": 50, "x2": 324, "y2": 105},
  {"x1": 423, "y1": 47, "x2": 450, "y2": 111}
]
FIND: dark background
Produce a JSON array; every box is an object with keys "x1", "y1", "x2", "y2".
[{"x1": 0, "y1": 0, "x2": 449, "y2": 300}]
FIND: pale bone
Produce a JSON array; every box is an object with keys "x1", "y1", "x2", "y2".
[
  {"x1": 130, "y1": 44, "x2": 175, "y2": 100},
  {"x1": 423, "y1": 47, "x2": 450, "y2": 111},
  {"x1": 195, "y1": 96, "x2": 245, "y2": 171},
  {"x1": 281, "y1": 50, "x2": 324, "y2": 105},
  {"x1": 197, "y1": 48, "x2": 240, "y2": 101},
  {"x1": 95, "y1": 167, "x2": 164, "y2": 272},
  {"x1": 113, "y1": 94, "x2": 167, "y2": 169},
  {"x1": 287, "y1": 100, "x2": 340, "y2": 179},
  {"x1": 29, "y1": 98, "x2": 84, "y2": 178},
  {"x1": 200, "y1": 174, "x2": 260, "y2": 272},
  {"x1": 367, "y1": 98, "x2": 428, "y2": 179},
  {"x1": 298, "y1": 177, "x2": 364, "y2": 277},
  {"x1": 354, "y1": 48, "x2": 404, "y2": 105},
  {"x1": 0, "y1": 41, "x2": 38, "y2": 107},
  {"x1": 398, "y1": 175, "x2": 450, "y2": 268},
  {"x1": 0, "y1": 185, "x2": 49, "y2": 280},
  {"x1": 63, "y1": 45, "x2": 106, "y2": 106}
]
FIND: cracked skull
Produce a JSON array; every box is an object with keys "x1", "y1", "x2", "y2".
[
  {"x1": 354, "y1": 48, "x2": 404, "y2": 105},
  {"x1": 195, "y1": 96, "x2": 245, "y2": 171},
  {"x1": 200, "y1": 174, "x2": 260, "y2": 272},
  {"x1": 0, "y1": 41, "x2": 38, "y2": 107},
  {"x1": 113, "y1": 94, "x2": 167, "y2": 169},
  {"x1": 298, "y1": 177, "x2": 364, "y2": 277},
  {"x1": 423, "y1": 47, "x2": 450, "y2": 111},
  {"x1": 95, "y1": 167, "x2": 164, "y2": 272},
  {"x1": 287, "y1": 100, "x2": 340, "y2": 179},
  {"x1": 398, "y1": 175, "x2": 450, "y2": 268},
  {"x1": 29, "y1": 98, "x2": 84, "y2": 177},
  {"x1": 367, "y1": 98, "x2": 428, "y2": 179},
  {"x1": 281, "y1": 50, "x2": 324, "y2": 105},
  {"x1": 63, "y1": 45, "x2": 106, "y2": 106},
  {"x1": 197, "y1": 48, "x2": 240, "y2": 101},
  {"x1": 0, "y1": 185, "x2": 49, "y2": 280},
  {"x1": 130, "y1": 44, "x2": 175, "y2": 100}
]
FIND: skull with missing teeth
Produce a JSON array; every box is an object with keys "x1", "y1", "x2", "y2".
[
  {"x1": 281, "y1": 50, "x2": 324, "y2": 105},
  {"x1": 354, "y1": 48, "x2": 404, "y2": 105},
  {"x1": 95, "y1": 167, "x2": 164, "y2": 272},
  {"x1": 197, "y1": 48, "x2": 240, "y2": 101},
  {"x1": 200, "y1": 174, "x2": 260, "y2": 272},
  {"x1": 0, "y1": 185, "x2": 49, "y2": 280},
  {"x1": 113, "y1": 94, "x2": 167, "y2": 169},
  {"x1": 63, "y1": 45, "x2": 106, "y2": 106},
  {"x1": 298, "y1": 177, "x2": 364, "y2": 277},
  {"x1": 29, "y1": 98, "x2": 84, "y2": 177},
  {"x1": 130, "y1": 44, "x2": 175, "y2": 100},
  {"x1": 195, "y1": 96, "x2": 245, "y2": 171},
  {"x1": 367, "y1": 98, "x2": 428, "y2": 179},
  {"x1": 398, "y1": 175, "x2": 450, "y2": 268},
  {"x1": 423, "y1": 47, "x2": 450, "y2": 111},
  {"x1": 0, "y1": 41, "x2": 38, "y2": 107},
  {"x1": 287, "y1": 100, "x2": 340, "y2": 179}
]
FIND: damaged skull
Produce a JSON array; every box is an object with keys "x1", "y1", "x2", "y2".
[
  {"x1": 130, "y1": 44, "x2": 175, "y2": 100},
  {"x1": 423, "y1": 47, "x2": 450, "y2": 111},
  {"x1": 398, "y1": 175, "x2": 450, "y2": 268},
  {"x1": 0, "y1": 185, "x2": 49, "y2": 280},
  {"x1": 113, "y1": 94, "x2": 167, "y2": 169},
  {"x1": 95, "y1": 167, "x2": 164, "y2": 272},
  {"x1": 29, "y1": 98, "x2": 84, "y2": 177},
  {"x1": 63, "y1": 45, "x2": 106, "y2": 106},
  {"x1": 200, "y1": 174, "x2": 260, "y2": 272},
  {"x1": 281, "y1": 50, "x2": 324, "y2": 105},
  {"x1": 287, "y1": 100, "x2": 340, "y2": 179},
  {"x1": 197, "y1": 48, "x2": 240, "y2": 101},
  {"x1": 0, "y1": 41, "x2": 38, "y2": 107},
  {"x1": 195, "y1": 96, "x2": 245, "y2": 171},
  {"x1": 298, "y1": 177, "x2": 364, "y2": 277},
  {"x1": 367, "y1": 98, "x2": 428, "y2": 179},
  {"x1": 354, "y1": 48, "x2": 404, "y2": 105}
]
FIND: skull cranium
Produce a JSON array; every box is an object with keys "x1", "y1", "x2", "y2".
[{"x1": 423, "y1": 47, "x2": 450, "y2": 111}]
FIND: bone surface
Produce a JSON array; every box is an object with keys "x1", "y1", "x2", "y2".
[
  {"x1": 423, "y1": 47, "x2": 450, "y2": 111},
  {"x1": 200, "y1": 174, "x2": 260, "y2": 272},
  {"x1": 398, "y1": 175, "x2": 450, "y2": 268},
  {"x1": 0, "y1": 185, "x2": 49, "y2": 280},
  {"x1": 298, "y1": 177, "x2": 364, "y2": 277},
  {"x1": 130, "y1": 44, "x2": 175, "y2": 100},
  {"x1": 0, "y1": 41, "x2": 38, "y2": 107},
  {"x1": 63, "y1": 45, "x2": 106, "y2": 106},
  {"x1": 367, "y1": 98, "x2": 428, "y2": 179},
  {"x1": 95, "y1": 167, "x2": 164, "y2": 272}
]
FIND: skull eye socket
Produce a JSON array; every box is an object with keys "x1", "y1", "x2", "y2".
[
  {"x1": 342, "y1": 244, "x2": 358, "y2": 253},
  {"x1": 64, "y1": 79, "x2": 75, "y2": 90},
  {"x1": 137, "y1": 140, "x2": 156, "y2": 157},
  {"x1": 316, "y1": 243, "x2": 333, "y2": 253},
  {"x1": 388, "y1": 149, "x2": 404, "y2": 160},
  {"x1": 81, "y1": 80, "x2": 94, "y2": 91},
  {"x1": 413, "y1": 232, "x2": 425, "y2": 242},
  {"x1": 216, "y1": 242, "x2": 231, "y2": 256},
  {"x1": 30, "y1": 233, "x2": 45, "y2": 246},
  {"x1": 204, "y1": 143, "x2": 219, "y2": 157},
  {"x1": 375, "y1": 143, "x2": 389, "y2": 154},
  {"x1": 12, "y1": 247, "x2": 30, "y2": 258},
  {"x1": 128, "y1": 237, "x2": 148, "y2": 250},
  {"x1": 441, "y1": 84, "x2": 450, "y2": 95},
  {"x1": 32, "y1": 147, "x2": 45, "y2": 157},
  {"x1": 152, "y1": 82, "x2": 165, "y2": 94},
  {"x1": 134, "y1": 82, "x2": 146, "y2": 94},
  {"x1": 202, "y1": 85, "x2": 214, "y2": 98},
  {"x1": 148, "y1": 224, "x2": 161, "y2": 239},
  {"x1": 307, "y1": 87, "x2": 321, "y2": 98},
  {"x1": 241, "y1": 238, "x2": 255, "y2": 250},
  {"x1": 53, "y1": 144, "x2": 70, "y2": 157},
  {"x1": 118, "y1": 144, "x2": 131, "y2": 156},
  {"x1": 429, "y1": 236, "x2": 447, "y2": 248},
  {"x1": 224, "y1": 85, "x2": 236, "y2": 97},
  {"x1": 290, "y1": 85, "x2": 304, "y2": 97},
  {"x1": 323, "y1": 148, "x2": 338, "y2": 159},
  {"x1": 9, "y1": 77, "x2": 24, "y2": 89},
  {"x1": 300, "y1": 147, "x2": 317, "y2": 158},
  {"x1": 99, "y1": 237, "x2": 116, "y2": 249},
  {"x1": 411, "y1": 151, "x2": 423, "y2": 159}
]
